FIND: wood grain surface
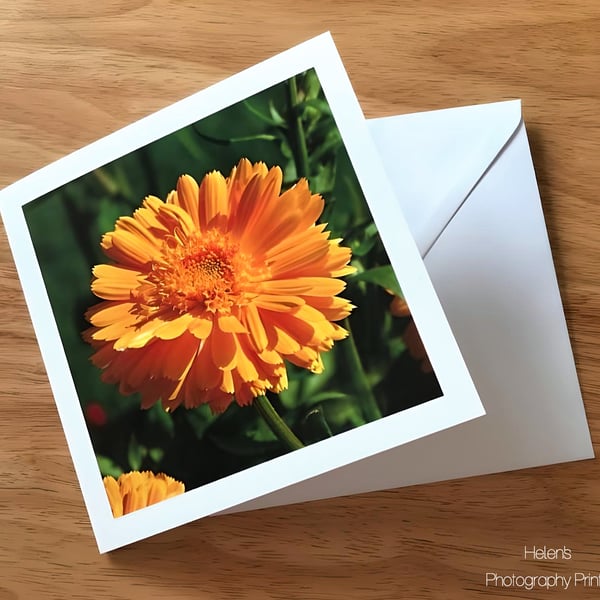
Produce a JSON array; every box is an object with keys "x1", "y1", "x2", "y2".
[{"x1": 1, "y1": 1, "x2": 599, "y2": 598}]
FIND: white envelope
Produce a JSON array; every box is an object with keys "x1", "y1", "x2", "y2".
[{"x1": 226, "y1": 100, "x2": 593, "y2": 513}]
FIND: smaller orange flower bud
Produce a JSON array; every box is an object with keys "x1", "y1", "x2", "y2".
[
  {"x1": 389, "y1": 294, "x2": 410, "y2": 318},
  {"x1": 103, "y1": 471, "x2": 185, "y2": 518},
  {"x1": 403, "y1": 320, "x2": 433, "y2": 374}
]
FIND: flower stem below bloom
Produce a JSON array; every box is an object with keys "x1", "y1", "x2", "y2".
[
  {"x1": 339, "y1": 318, "x2": 382, "y2": 422},
  {"x1": 287, "y1": 76, "x2": 311, "y2": 180},
  {"x1": 254, "y1": 395, "x2": 305, "y2": 452}
]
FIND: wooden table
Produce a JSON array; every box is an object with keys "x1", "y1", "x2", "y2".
[{"x1": 1, "y1": 2, "x2": 599, "y2": 598}]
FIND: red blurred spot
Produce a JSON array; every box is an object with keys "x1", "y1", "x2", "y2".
[{"x1": 85, "y1": 402, "x2": 107, "y2": 426}]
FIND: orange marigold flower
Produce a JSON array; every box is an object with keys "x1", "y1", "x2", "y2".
[
  {"x1": 103, "y1": 471, "x2": 185, "y2": 518},
  {"x1": 84, "y1": 159, "x2": 355, "y2": 413}
]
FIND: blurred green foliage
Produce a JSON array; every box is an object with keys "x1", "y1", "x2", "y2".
[{"x1": 23, "y1": 69, "x2": 441, "y2": 492}]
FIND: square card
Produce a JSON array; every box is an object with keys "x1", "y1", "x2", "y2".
[{"x1": 0, "y1": 32, "x2": 483, "y2": 552}]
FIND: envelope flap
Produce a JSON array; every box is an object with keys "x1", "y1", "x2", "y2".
[{"x1": 369, "y1": 100, "x2": 522, "y2": 255}]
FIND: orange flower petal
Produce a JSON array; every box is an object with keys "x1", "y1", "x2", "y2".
[
  {"x1": 235, "y1": 338, "x2": 260, "y2": 383},
  {"x1": 267, "y1": 233, "x2": 330, "y2": 277},
  {"x1": 185, "y1": 337, "x2": 222, "y2": 393},
  {"x1": 86, "y1": 301, "x2": 137, "y2": 328},
  {"x1": 168, "y1": 204, "x2": 198, "y2": 236},
  {"x1": 102, "y1": 222, "x2": 162, "y2": 267},
  {"x1": 272, "y1": 326, "x2": 301, "y2": 355},
  {"x1": 217, "y1": 314, "x2": 247, "y2": 333},
  {"x1": 204, "y1": 388, "x2": 235, "y2": 413},
  {"x1": 115, "y1": 334, "x2": 199, "y2": 394},
  {"x1": 91, "y1": 264, "x2": 143, "y2": 301},
  {"x1": 243, "y1": 302, "x2": 268, "y2": 352},
  {"x1": 123, "y1": 343, "x2": 170, "y2": 389},
  {"x1": 103, "y1": 471, "x2": 185, "y2": 518},
  {"x1": 267, "y1": 311, "x2": 316, "y2": 346},
  {"x1": 253, "y1": 294, "x2": 306, "y2": 312},
  {"x1": 113, "y1": 318, "x2": 162, "y2": 350},
  {"x1": 103, "y1": 476, "x2": 123, "y2": 517},
  {"x1": 210, "y1": 327, "x2": 238, "y2": 370},
  {"x1": 245, "y1": 183, "x2": 324, "y2": 254},
  {"x1": 220, "y1": 368, "x2": 235, "y2": 394},
  {"x1": 230, "y1": 166, "x2": 279, "y2": 237},
  {"x1": 199, "y1": 171, "x2": 228, "y2": 229},
  {"x1": 302, "y1": 294, "x2": 354, "y2": 319},
  {"x1": 258, "y1": 277, "x2": 346, "y2": 296},
  {"x1": 154, "y1": 314, "x2": 194, "y2": 340},
  {"x1": 226, "y1": 158, "x2": 255, "y2": 216},
  {"x1": 175, "y1": 174, "x2": 200, "y2": 228},
  {"x1": 146, "y1": 477, "x2": 168, "y2": 506},
  {"x1": 189, "y1": 316, "x2": 214, "y2": 339}
]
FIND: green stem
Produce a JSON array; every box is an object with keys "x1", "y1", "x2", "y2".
[
  {"x1": 287, "y1": 76, "x2": 310, "y2": 179},
  {"x1": 339, "y1": 318, "x2": 382, "y2": 422},
  {"x1": 254, "y1": 395, "x2": 305, "y2": 452}
]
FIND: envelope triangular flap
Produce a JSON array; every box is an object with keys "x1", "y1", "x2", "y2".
[{"x1": 369, "y1": 100, "x2": 522, "y2": 255}]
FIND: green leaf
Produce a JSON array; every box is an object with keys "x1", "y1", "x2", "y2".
[
  {"x1": 388, "y1": 336, "x2": 407, "y2": 359},
  {"x1": 327, "y1": 146, "x2": 370, "y2": 236},
  {"x1": 242, "y1": 99, "x2": 284, "y2": 126},
  {"x1": 268, "y1": 100, "x2": 287, "y2": 126},
  {"x1": 148, "y1": 447, "x2": 165, "y2": 463},
  {"x1": 184, "y1": 403, "x2": 218, "y2": 440},
  {"x1": 97, "y1": 454, "x2": 123, "y2": 478},
  {"x1": 193, "y1": 128, "x2": 279, "y2": 145},
  {"x1": 302, "y1": 69, "x2": 322, "y2": 100},
  {"x1": 351, "y1": 237, "x2": 377, "y2": 257},
  {"x1": 127, "y1": 435, "x2": 145, "y2": 471},
  {"x1": 320, "y1": 396, "x2": 366, "y2": 430},
  {"x1": 350, "y1": 265, "x2": 403, "y2": 298},
  {"x1": 111, "y1": 162, "x2": 136, "y2": 201},
  {"x1": 350, "y1": 222, "x2": 380, "y2": 257},
  {"x1": 176, "y1": 127, "x2": 206, "y2": 160},
  {"x1": 309, "y1": 390, "x2": 354, "y2": 405},
  {"x1": 300, "y1": 351, "x2": 337, "y2": 399},
  {"x1": 300, "y1": 98, "x2": 333, "y2": 117},
  {"x1": 246, "y1": 412, "x2": 281, "y2": 443},
  {"x1": 147, "y1": 402, "x2": 175, "y2": 437},
  {"x1": 277, "y1": 375, "x2": 302, "y2": 410},
  {"x1": 300, "y1": 406, "x2": 334, "y2": 444},
  {"x1": 311, "y1": 162, "x2": 335, "y2": 196},
  {"x1": 310, "y1": 128, "x2": 342, "y2": 163},
  {"x1": 96, "y1": 197, "x2": 127, "y2": 239},
  {"x1": 280, "y1": 138, "x2": 294, "y2": 160}
]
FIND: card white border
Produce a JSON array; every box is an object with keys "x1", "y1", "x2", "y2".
[{"x1": 0, "y1": 32, "x2": 484, "y2": 553}]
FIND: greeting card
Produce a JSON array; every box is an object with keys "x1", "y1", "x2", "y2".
[{"x1": 0, "y1": 33, "x2": 482, "y2": 552}]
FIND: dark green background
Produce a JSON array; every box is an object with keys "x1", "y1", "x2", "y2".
[{"x1": 23, "y1": 69, "x2": 441, "y2": 492}]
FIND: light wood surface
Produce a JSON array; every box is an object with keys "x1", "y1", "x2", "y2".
[{"x1": 1, "y1": 2, "x2": 599, "y2": 598}]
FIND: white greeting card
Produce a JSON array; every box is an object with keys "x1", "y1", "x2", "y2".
[{"x1": 0, "y1": 33, "x2": 482, "y2": 552}]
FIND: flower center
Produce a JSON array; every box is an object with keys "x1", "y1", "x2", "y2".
[
  {"x1": 182, "y1": 247, "x2": 234, "y2": 289},
  {"x1": 145, "y1": 230, "x2": 257, "y2": 314}
]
